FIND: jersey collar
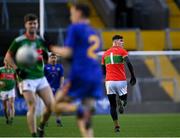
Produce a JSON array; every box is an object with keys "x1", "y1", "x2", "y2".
[{"x1": 25, "y1": 32, "x2": 37, "y2": 40}]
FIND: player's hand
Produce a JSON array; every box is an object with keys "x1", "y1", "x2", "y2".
[
  {"x1": 42, "y1": 50, "x2": 49, "y2": 63},
  {"x1": 0, "y1": 81, "x2": 5, "y2": 88},
  {"x1": 16, "y1": 68, "x2": 28, "y2": 79},
  {"x1": 130, "y1": 76, "x2": 136, "y2": 86}
]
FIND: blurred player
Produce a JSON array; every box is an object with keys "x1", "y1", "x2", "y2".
[
  {"x1": 44, "y1": 53, "x2": 64, "y2": 126},
  {"x1": 101, "y1": 35, "x2": 136, "y2": 132},
  {"x1": 4, "y1": 13, "x2": 54, "y2": 137},
  {"x1": 50, "y1": 3, "x2": 103, "y2": 137},
  {"x1": 0, "y1": 61, "x2": 16, "y2": 125}
]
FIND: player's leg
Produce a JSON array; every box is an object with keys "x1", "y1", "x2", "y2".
[
  {"x1": 56, "y1": 115, "x2": 63, "y2": 127},
  {"x1": 8, "y1": 89, "x2": 16, "y2": 124},
  {"x1": 53, "y1": 82, "x2": 77, "y2": 115},
  {"x1": 8, "y1": 97, "x2": 15, "y2": 124},
  {"x1": 36, "y1": 77, "x2": 54, "y2": 137},
  {"x1": 53, "y1": 88, "x2": 63, "y2": 127},
  {"x1": 107, "y1": 94, "x2": 120, "y2": 132},
  {"x1": 119, "y1": 94, "x2": 127, "y2": 106},
  {"x1": 116, "y1": 81, "x2": 127, "y2": 114},
  {"x1": 106, "y1": 81, "x2": 120, "y2": 132},
  {"x1": 77, "y1": 98, "x2": 95, "y2": 137},
  {"x1": 2, "y1": 99, "x2": 9, "y2": 124},
  {"x1": 37, "y1": 86, "x2": 53, "y2": 137},
  {"x1": 23, "y1": 91, "x2": 37, "y2": 136},
  {"x1": 19, "y1": 79, "x2": 37, "y2": 136}
]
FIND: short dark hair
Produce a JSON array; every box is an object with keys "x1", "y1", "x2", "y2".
[
  {"x1": 73, "y1": 3, "x2": 91, "y2": 18},
  {"x1": 50, "y1": 53, "x2": 57, "y2": 57},
  {"x1": 112, "y1": 35, "x2": 123, "y2": 41},
  {"x1": 24, "y1": 13, "x2": 38, "y2": 23}
]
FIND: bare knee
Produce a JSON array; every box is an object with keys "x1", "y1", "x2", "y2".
[{"x1": 27, "y1": 101, "x2": 36, "y2": 115}]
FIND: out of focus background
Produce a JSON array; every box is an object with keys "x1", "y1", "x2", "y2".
[{"x1": 0, "y1": 0, "x2": 180, "y2": 137}]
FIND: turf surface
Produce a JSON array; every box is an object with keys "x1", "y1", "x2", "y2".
[{"x1": 0, "y1": 114, "x2": 180, "y2": 137}]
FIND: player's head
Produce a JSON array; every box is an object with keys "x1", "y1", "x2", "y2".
[
  {"x1": 24, "y1": 13, "x2": 38, "y2": 35},
  {"x1": 70, "y1": 3, "x2": 90, "y2": 23},
  {"x1": 112, "y1": 35, "x2": 124, "y2": 47},
  {"x1": 48, "y1": 53, "x2": 57, "y2": 65}
]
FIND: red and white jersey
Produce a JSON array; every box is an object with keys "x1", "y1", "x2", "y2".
[{"x1": 101, "y1": 46, "x2": 128, "y2": 81}]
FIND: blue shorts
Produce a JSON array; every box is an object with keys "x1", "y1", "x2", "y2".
[{"x1": 67, "y1": 78, "x2": 103, "y2": 100}]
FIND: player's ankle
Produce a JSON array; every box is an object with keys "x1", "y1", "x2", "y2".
[
  {"x1": 39, "y1": 122, "x2": 46, "y2": 129},
  {"x1": 31, "y1": 132, "x2": 37, "y2": 137},
  {"x1": 76, "y1": 105, "x2": 84, "y2": 119}
]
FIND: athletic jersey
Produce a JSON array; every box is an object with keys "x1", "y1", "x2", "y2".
[
  {"x1": 102, "y1": 46, "x2": 128, "y2": 81},
  {"x1": 8, "y1": 34, "x2": 47, "y2": 80},
  {"x1": 64, "y1": 23, "x2": 102, "y2": 82},
  {"x1": 0, "y1": 67, "x2": 16, "y2": 91},
  {"x1": 44, "y1": 64, "x2": 64, "y2": 93}
]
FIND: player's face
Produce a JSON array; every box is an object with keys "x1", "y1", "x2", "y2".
[
  {"x1": 25, "y1": 20, "x2": 38, "y2": 35},
  {"x1": 49, "y1": 55, "x2": 57, "y2": 65},
  {"x1": 70, "y1": 6, "x2": 81, "y2": 23},
  {"x1": 115, "y1": 39, "x2": 124, "y2": 47}
]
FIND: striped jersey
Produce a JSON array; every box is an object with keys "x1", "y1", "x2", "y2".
[
  {"x1": 0, "y1": 66, "x2": 16, "y2": 91},
  {"x1": 101, "y1": 46, "x2": 128, "y2": 81},
  {"x1": 8, "y1": 34, "x2": 47, "y2": 80}
]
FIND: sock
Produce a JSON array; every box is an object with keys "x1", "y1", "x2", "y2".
[
  {"x1": 76, "y1": 105, "x2": 84, "y2": 119},
  {"x1": 39, "y1": 122, "x2": 46, "y2": 130},
  {"x1": 31, "y1": 133, "x2": 37, "y2": 137}
]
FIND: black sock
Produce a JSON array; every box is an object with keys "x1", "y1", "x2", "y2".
[
  {"x1": 31, "y1": 133, "x2": 37, "y2": 137},
  {"x1": 39, "y1": 122, "x2": 46, "y2": 129},
  {"x1": 108, "y1": 94, "x2": 118, "y2": 120},
  {"x1": 4, "y1": 109, "x2": 8, "y2": 121}
]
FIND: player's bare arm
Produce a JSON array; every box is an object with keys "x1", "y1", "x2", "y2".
[
  {"x1": 50, "y1": 46, "x2": 72, "y2": 58},
  {"x1": 4, "y1": 52, "x2": 18, "y2": 70},
  {"x1": 124, "y1": 56, "x2": 136, "y2": 85}
]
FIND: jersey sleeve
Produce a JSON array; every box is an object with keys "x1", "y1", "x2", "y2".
[
  {"x1": 122, "y1": 49, "x2": 128, "y2": 58},
  {"x1": 101, "y1": 54, "x2": 105, "y2": 65},
  {"x1": 8, "y1": 40, "x2": 19, "y2": 56},
  {"x1": 64, "y1": 25, "x2": 76, "y2": 48}
]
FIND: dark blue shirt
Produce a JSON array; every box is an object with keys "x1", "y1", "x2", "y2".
[{"x1": 44, "y1": 64, "x2": 64, "y2": 93}]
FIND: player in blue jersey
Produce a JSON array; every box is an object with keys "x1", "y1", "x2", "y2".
[
  {"x1": 44, "y1": 53, "x2": 64, "y2": 126},
  {"x1": 50, "y1": 3, "x2": 103, "y2": 137}
]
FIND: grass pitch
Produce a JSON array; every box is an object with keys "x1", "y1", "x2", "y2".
[{"x1": 0, "y1": 114, "x2": 180, "y2": 137}]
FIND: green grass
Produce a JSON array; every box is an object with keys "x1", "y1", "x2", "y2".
[{"x1": 0, "y1": 114, "x2": 180, "y2": 137}]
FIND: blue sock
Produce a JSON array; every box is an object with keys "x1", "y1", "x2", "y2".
[{"x1": 76, "y1": 105, "x2": 84, "y2": 119}]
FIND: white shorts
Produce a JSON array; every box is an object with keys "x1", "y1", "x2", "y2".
[
  {"x1": 0, "y1": 88, "x2": 16, "y2": 100},
  {"x1": 105, "y1": 81, "x2": 127, "y2": 96},
  {"x1": 19, "y1": 77, "x2": 49, "y2": 94}
]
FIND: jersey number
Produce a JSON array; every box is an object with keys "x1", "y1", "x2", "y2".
[{"x1": 88, "y1": 35, "x2": 100, "y2": 59}]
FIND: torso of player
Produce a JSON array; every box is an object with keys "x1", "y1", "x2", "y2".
[
  {"x1": 65, "y1": 23, "x2": 102, "y2": 81},
  {"x1": 0, "y1": 67, "x2": 16, "y2": 91},
  {"x1": 103, "y1": 46, "x2": 128, "y2": 81},
  {"x1": 44, "y1": 64, "x2": 63, "y2": 90},
  {"x1": 9, "y1": 34, "x2": 46, "y2": 79}
]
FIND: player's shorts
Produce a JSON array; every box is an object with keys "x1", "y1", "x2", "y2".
[
  {"x1": 67, "y1": 78, "x2": 103, "y2": 100},
  {"x1": 105, "y1": 81, "x2": 127, "y2": 96},
  {"x1": 0, "y1": 88, "x2": 16, "y2": 100},
  {"x1": 19, "y1": 77, "x2": 50, "y2": 94}
]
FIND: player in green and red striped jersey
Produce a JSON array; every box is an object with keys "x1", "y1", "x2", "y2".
[
  {"x1": 4, "y1": 14, "x2": 54, "y2": 137},
  {"x1": 101, "y1": 35, "x2": 136, "y2": 132},
  {"x1": 0, "y1": 61, "x2": 16, "y2": 125}
]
